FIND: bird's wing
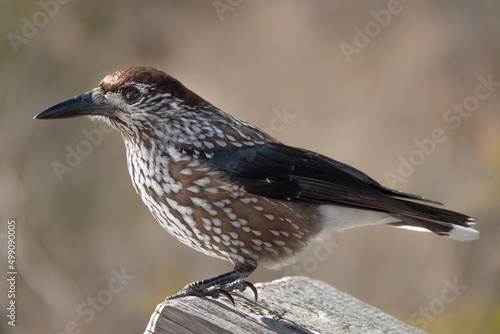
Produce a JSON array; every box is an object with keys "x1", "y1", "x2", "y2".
[
  {"x1": 185, "y1": 142, "x2": 475, "y2": 230},
  {"x1": 189, "y1": 142, "x2": 434, "y2": 207}
]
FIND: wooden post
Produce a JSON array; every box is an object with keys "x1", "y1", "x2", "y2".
[{"x1": 145, "y1": 276, "x2": 425, "y2": 334}]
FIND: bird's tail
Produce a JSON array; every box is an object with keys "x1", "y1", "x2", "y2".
[
  {"x1": 319, "y1": 200, "x2": 479, "y2": 241},
  {"x1": 387, "y1": 200, "x2": 479, "y2": 241}
]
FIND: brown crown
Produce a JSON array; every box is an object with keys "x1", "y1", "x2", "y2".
[{"x1": 98, "y1": 67, "x2": 208, "y2": 107}]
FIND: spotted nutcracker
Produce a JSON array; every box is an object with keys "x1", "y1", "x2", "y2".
[{"x1": 35, "y1": 67, "x2": 479, "y2": 303}]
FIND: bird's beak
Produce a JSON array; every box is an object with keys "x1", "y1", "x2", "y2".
[{"x1": 34, "y1": 90, "x2": 113, "y2": 120}]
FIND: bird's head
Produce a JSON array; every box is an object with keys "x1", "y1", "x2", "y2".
[
  {"x1": 35, "y1": 67, "x2": 214, "y2": 142},
  {"x1": 36, "y1": 67, "x2": 276, "y2": 152}
]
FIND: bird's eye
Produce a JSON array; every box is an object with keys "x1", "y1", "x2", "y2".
[{"x1": 123, "y1": 87, "x2": 140, "y2": 103}]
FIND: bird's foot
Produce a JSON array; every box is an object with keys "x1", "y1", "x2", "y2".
[{"x1": 165, "y1": 272, "x2": 258, "y2": 305}]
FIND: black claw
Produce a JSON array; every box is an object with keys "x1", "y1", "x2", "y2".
[
  {"x1": 243, "y1": 281, "x2": 258, "y2": 302},
  {"x1": 216, "y1": 288, "x2": 235, "y2": 305}
]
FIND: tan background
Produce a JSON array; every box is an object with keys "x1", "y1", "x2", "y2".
[{"x1": 1, "y1": 1, "x2": 499, "y2": 333}]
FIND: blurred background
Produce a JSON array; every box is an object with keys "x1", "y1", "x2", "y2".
[{"x1": 1, "y1": 1, "x2": 499, "y2": 333}]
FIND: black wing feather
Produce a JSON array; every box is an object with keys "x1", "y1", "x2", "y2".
[{"x1": 195, "y1": 143, "x2": 432, "y2": 204}]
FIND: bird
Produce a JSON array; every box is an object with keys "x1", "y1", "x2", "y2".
[{"x1": 35, "y1": 66, "x2": 479, "y2": 303}]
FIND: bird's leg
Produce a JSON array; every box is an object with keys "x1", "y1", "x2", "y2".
[{"x1": 166, "y1": 268, "x2": 258, "y2": 304}]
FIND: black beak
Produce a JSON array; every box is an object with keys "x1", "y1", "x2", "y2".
[{"x1": 34, "y1": 90, "x2": 113, "y2": 120}]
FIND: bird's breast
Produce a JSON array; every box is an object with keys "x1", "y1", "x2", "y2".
[{"x1": 126, "y1": 145, "x2": 322, "y2": 269}]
